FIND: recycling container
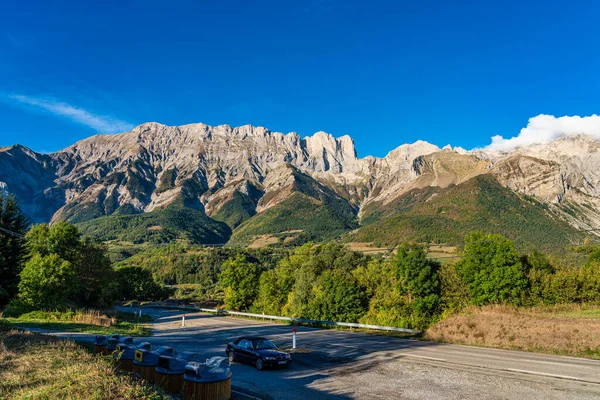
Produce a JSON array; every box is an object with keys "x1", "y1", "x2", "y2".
[
  {"x1": 104, "y1": 334, "x2": 121, "y2": 356},
  {"x1": 183, "y1": 357, "x2": 231, "y2": 400},
  {"x1": 155, "y1": 352, "x2": 200, "y2": 394},
  {"x1": 134, "y1": 346, "x2": 176, "y2": 383},
  {"x1": 114, "y1": 339, "x2": 151, "y2": 372},
  {"x1": 94, "y1": 335, "x2": 107, "y2": 355}
]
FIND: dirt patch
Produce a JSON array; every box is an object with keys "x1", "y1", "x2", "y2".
[{"x1": 248, "y1": 235, "x2": 279, "y2": 248}]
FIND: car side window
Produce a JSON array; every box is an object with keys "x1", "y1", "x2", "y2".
[{"x1": 239, "y1": 339, "x2": 252, "y2": 349}]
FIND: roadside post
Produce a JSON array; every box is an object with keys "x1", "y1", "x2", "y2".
[
  {"x1": 139, "y1": 308, "x2": 142, "y2": 318},
  {"x1": 293, "y1": 328, "x2": 297, "y2": 349},
  {"x1": 182, "y1": 314, "x2": 186, "y2": 328}
]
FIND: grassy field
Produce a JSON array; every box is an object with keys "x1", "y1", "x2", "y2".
[
  {"x1": 426, "y1": 304, "x2": 600, "y2": 358},
  {"x1": 2, "y1": 310, "x2": 152, "y2": 336},
  {"x1": 0, "y1": 329, "x2": 167, "y2": 399},
  {"x1": 345, "y1": 242, "x2": 457, "y2": 259}
]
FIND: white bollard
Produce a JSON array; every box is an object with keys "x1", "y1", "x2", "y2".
[
  {"x1": 293, "y1": 328, "x2": 297, "y2": 349},
  {"x1": 139, "y1": 308, "x2": 142, "y2": 318},
  {"x1": 182, "y1": 314, "x2": 186, "y2": 328}
]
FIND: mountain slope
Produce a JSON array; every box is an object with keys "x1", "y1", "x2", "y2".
[
  {"x1": 0, "y1": 122, "x2": 599, "y2": 248},
  {"x1": 350, "y1": 175, "x2": 584, "y2": 252},
  {"x1": 228, "y1": 165, "x2": 358, "y2": 246},
  {"x1": 76, "y1": 206, "x2": 231, "y2": 245}
]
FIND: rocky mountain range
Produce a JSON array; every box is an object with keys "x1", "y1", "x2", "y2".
[{"x1": 1, "y1": 122, "x2": 599, "y2": 249}]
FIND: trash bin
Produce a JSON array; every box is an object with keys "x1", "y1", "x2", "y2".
[
  {"x1": 114, "y1": 339, "x2": 152, "y2": 372},
  {"x1": 183, "y1": 357, "x2": 231, "y2": 400},
  {"x1": 94, "y1": 335, "x2": 107, "y2": 355},
  {"x1": 155, "y1": 352, "x2": 200, "y2": 394},
  {"x1": 134, "y1": 346, "x2": 176, "y2": 383},
  {"x1": 105, "y1": 334, "x2": 121, "y2": 356}
]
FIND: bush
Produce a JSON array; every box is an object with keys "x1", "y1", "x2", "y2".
[
  {"x1": 457, "y1": 232, "x2": 528, "y2": 306},
  {"x1": 0, "y1": 318, "x2": 10, "y2": 331}
]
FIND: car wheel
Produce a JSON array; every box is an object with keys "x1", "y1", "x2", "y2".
[
  {"x1": 228, "y1": 351, "x2": 236, "y2": 363},
  {"x1": 255, "y1": 358, "x2": 264, "y2": 370}
]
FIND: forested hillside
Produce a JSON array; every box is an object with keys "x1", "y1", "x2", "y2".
[{"x1": 351, "y1": 175, "x2": 584, "y2": 252}]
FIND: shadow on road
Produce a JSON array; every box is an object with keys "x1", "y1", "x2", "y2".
[{"x1": 128, "y1": 307, "x2": 443, "y2": 399}]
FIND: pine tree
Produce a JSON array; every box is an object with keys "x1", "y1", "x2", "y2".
[{"x1": 0, "y1": 193, "x2": 29, "y2": 305}]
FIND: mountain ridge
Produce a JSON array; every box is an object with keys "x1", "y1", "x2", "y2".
[{"x1": 1, "y1": 122, "x2": 599, "y2": 247}]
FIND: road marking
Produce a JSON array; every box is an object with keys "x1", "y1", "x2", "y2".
[
  {"x1": 507, "y1": 368, "x2": 582, "y2": 381},
  {"x1": 514, "y1": 358, "x2": 579, "y2": 367},
  {"x1": 326, "y1": 343, "x2": 360, "y2": 350},
  {"x1": 231, "y1": 389, "x2": 263, "y2": 400},
  {"x1": 402, "y1": 354, "x2": 446, "y2": 362}
]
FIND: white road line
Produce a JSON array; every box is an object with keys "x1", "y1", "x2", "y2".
[
  {"x1": 231, "y1": 389, "x2": 263, "y2": 400},
  {"x1": 507, "y1": 368, "x2": 582, "y2": 381},
  {"x1": 326, "y1": 343, "x2": 360, "y2": 350},
  {"x1": 402, "y1": 354, "x2": 447, "y2": 362},
  {"x1": 514, "y1": 358, "x2": 580, "y2": 367}
]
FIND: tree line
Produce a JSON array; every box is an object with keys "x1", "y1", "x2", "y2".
[
  {"x1": 219, "y1": 233, "x2": 600, "y2": 329},
  {"x1": 0, "y1": 194, "x2": 168, "y2": 314},
  {"x1": 3, "y1": 192, "x2": 600, "y2": 329}
]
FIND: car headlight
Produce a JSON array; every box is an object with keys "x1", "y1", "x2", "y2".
[{"x1": 264, "y1": 356, "x2": 276, "y2": 361}]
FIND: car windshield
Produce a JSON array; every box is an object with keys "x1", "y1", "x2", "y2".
[{"x1": 252, "y1": 339, "x2": 277, "y2": 350}]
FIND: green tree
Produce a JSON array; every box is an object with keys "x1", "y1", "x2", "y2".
[
  {"x1": 0, "y1": 193, "x2": 29, "y2": 305},
  {"x1": 457, "y1": 232, "x2": 528, "y2": 305},
  {"x1": 219, "y1": 255, "x2": 261, "y2": 311},
  {"x1": 521, "y1": 249, "x2": 554, "y2": 274},
  {"x1": 72, "y1": 238, "x2": 116, "y2": 306},
  {"x1": 18, "y1": 221, "x2": 120, "y2": 308},
  {"x1": 393, "y1": 244, "x2": 441, "y2": 327},
  {"x1": 18, "y1": 254, "x2": 75, "y2": 309},
  {"x1": 308, "y1": 269, "x2": 368, "y2": 322},
  {"x1": 254, "y1": 264, "x2": 294, "y2": 315},
  {"x1": 26, "y1": 221, "x2": 81, "y2": 262},
  {"x1": 115, "y1": 266, "x2": 166, "y2": 301}
]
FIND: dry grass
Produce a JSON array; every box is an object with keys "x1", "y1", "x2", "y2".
[
  {"x1": 4, "y1": 310, "x2": 151, "y2": 336},
  {"x1": 72, "y1": 309, "x2": 117, "y2": 327},
  {"x1": 346, "y1": 242, "x2": 391, "y2": 254},
  {"x1": 426, "y1": 304, "x2": 600, "y2": 358},
  {"x1": 248, "y1": 234, "x2": 280, "y2": 248},
  {"x1": 0, "y1": 329, "x2": 166, "y2": 399},
  {"x1": 345, "y1": 242, "x2": 457, "y2": 258},
  {"x1": 5, "y1": 309, "x2": 117, "y2": 327},
  {"x1": 427, "y1": 245, "x2": 457, "y2": 259}
]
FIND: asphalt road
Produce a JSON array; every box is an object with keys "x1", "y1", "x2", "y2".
[{"x1": 32, "y1": 307, "x2": 600, "y2": 399}]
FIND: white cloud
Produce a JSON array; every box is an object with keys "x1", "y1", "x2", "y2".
[
  {"x1": 6, "y1": 94, "x2": 134, "y2": 133},
  {"x1": 487, "y1": 114, "x2": 600, "y2": 151}
]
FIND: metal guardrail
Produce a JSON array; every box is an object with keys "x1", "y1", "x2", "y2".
[{"x1": 161, "y1": 305, "x2": 421, "y2": 334}]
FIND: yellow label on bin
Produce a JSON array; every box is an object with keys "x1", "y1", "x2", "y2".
[
  {"x1": 116, "y1": 345, "x2": 122, "y2": 352},
  {"x1": 134, "y1": 350, "x2": 143, "y2": 362}
]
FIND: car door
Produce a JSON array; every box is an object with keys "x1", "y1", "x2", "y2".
[{"x1": 238, "y1": 339, "x2": 253, "y2": 364}]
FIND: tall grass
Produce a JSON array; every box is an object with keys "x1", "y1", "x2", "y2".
[
  {"x1": 0, "y1": 329, "x2": 167, "y2": 399},
  {"x1": 426, "y1": 304, "x2": 600, "y2": 358},
  {"x1": 6, "y1": 309, "x2": 117, "y2": 327},
  {"x1": 2, "y1": 309, "x2": 152, "y2": 336}
]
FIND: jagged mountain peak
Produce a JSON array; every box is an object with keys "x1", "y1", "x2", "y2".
[
  {"x1": 1, "y1": 123, "x2": 600, "y2": 246},
  {"x1": 385, "y1": 140, "x2": 440, "y2": 161}
]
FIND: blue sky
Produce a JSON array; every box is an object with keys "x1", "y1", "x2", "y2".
[{"x1": 1, "y1": 0, "x2": 599, "y2": 157}]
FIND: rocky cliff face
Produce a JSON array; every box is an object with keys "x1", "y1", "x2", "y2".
[{"x1": 1, "y1": 122, "x2": 599, "y2": 241}]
